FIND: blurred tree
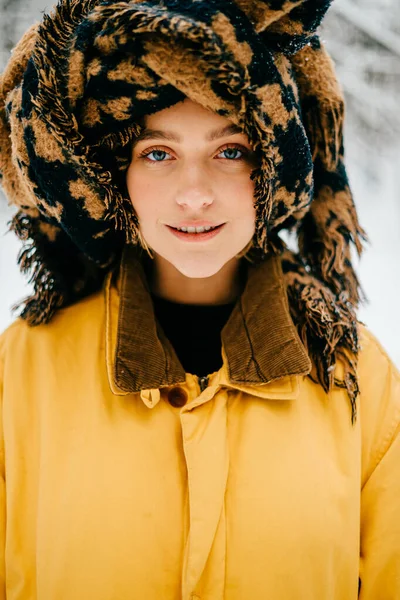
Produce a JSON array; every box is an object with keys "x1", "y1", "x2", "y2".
[
  {"x1": 322, "y1": 0, "x2": 400, "y2": 147},
  {"x1": 0, "y1": 0, "x2": 50, "y2": 73},
  {"x1": 1, "y1": 0, "x2": 20, "y2": 54}
]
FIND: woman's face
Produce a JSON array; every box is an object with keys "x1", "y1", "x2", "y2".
[{"x1": 126, "y1": 98, "x2": 257, "y2": 278}]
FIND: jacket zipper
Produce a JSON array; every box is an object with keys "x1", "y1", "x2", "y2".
[{"x1": 198, "y1": 375, "x2": 209, "y2": 393}]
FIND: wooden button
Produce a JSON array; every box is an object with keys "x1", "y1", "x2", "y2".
[{"x1": 167, "y1": 386, "x2": 188, "y2": 408}]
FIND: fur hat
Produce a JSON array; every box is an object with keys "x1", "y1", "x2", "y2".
[{"x1": 0, "y1": 0, "x2": 366, "y2": 421}]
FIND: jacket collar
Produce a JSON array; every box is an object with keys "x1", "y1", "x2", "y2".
[{"x1": 105, "y1": 244, "x2": 311, "y2": 396}]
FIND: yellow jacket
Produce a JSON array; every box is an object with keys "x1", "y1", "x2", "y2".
[{"x1": 0, "y1": 246, "x2": 399, "y2": 600}]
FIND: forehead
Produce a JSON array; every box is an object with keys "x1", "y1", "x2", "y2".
[{"x1": 133, "y1": 123, "x2": 244, "y2": 145}]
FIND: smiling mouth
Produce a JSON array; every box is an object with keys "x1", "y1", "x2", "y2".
[
  {"x1": 170, "y1": 224, "x2": 223, "y2": 234},
  {"x1": 166, "y1": 223, "x2": 226, "y2": 240}
]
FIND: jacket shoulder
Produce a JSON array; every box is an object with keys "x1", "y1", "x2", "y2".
[
  {"x1": 358, "y1": 324, "x2": 399, "y2": 377},
  {"x1": 357, "y1": 323, "x2": 400, "y2": 485},
  {"x1": 0, "y1": 289, "x2": 105, "y2": 362}
]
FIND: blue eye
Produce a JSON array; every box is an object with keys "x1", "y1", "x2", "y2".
[
  {"x1": 146, "y1": 149, "x2": 169, "y2": 162},
  {"x1": 220, "y1": 147, "x2": 243, "y2": 160}
]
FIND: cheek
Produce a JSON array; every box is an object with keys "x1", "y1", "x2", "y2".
[
  {"x1": 126, "y1": 164, "x2": 159, "y2": 220},
  {"x1": 227, "y1": 177, "x2": 256, "y2": 218}
]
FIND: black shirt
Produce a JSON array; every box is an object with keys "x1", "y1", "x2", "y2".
[{"x1": 151, "y1": 295, "x2": 235, "y2": 377}]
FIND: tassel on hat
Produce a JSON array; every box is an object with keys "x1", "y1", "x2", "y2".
[{"x1": 0, "y1": 0, "x2": 366, "y2": 421}]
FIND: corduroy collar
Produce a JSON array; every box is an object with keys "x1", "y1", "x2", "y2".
[{"x1": 105, "y1": 244, "x2": 311, "y2": 395}]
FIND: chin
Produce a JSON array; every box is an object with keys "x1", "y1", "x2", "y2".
[{"x1": 169, "y1": 254, "x2": 233, "y2": 279}]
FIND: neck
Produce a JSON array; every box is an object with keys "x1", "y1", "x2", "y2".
[{"x1": 144, "y1": 254, "x2": 246, "y2": 305}]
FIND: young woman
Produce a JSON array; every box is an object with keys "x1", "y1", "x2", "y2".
[{"x1": 0, "y1": 1, "x2": 399, "y2": 599}]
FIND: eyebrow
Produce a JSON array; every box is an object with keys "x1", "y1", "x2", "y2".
[{"x1": 132, "y1": 123, "x2": 244, "y2": 146}]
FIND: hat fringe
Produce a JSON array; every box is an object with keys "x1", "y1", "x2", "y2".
[
  {"x1": 9, "y1": 210, "x2": 110, "y2": 326},
  {"x1": 9, "y1": 212, "x2": 65, "y2": 325},
  {"x1": 298, "y1": 182, "x2": 367, "y2": 304},
  {"x1": 282, "y1": 250, "x2": 360, "y2": 424}
]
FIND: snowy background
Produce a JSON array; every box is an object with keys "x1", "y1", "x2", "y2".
[{"x1": 1, "y1": 0, "x2": 399, "y2": 368}]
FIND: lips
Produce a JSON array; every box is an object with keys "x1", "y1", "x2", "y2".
[
  {"x1": 171, "y1": 224, "x2": 221, "y2": 233},
  {"x1": 166, "y1": 223, "x2": 226, "y2": 241},
  {"x1": 169, "y1": 222, "x2": 224, "y2": 232}
]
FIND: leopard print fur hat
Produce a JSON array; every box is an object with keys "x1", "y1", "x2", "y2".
[{"x1": 0, "y1": 0, "x2": 366, "y2": 421}]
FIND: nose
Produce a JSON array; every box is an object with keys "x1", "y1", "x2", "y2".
[{"x1": 175, "y1": 165, "x2": 215, "y2": 209}]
